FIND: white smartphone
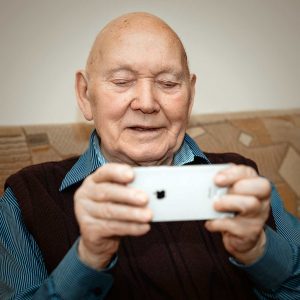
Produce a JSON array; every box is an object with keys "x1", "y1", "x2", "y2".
[{"x1": 129, "y1": 164, "x2": 233, "y2": 222}]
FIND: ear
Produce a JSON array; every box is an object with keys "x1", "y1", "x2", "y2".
[
  {"x1": 188, "y1": 74, "x2": 196, "y2": 117},
  {"x1": 75, "y1": 70, "x2": 93, "y2": 121}
]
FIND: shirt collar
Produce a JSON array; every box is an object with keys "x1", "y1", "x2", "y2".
[
  {"x1": 60, "y1": 130, "x2": 210, "y2": 191},
  {"x1": 173, "y1": 133, "x2": 210, "y2": 166},
  {"x1": 59, "y1": 131, "x2": 103, "y2": 191}
]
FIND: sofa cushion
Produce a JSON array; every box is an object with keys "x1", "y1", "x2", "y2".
[{"x1": 1, "y1": 109, "x2": 299, "y2": 218}]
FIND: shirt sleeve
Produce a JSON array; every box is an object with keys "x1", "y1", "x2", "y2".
[
  {"x1": 231, "y1": 185, "x2": 300, "y2": 299},
  {"x1": 0, "y1": 187, "x2": 114, "y2": 300}
]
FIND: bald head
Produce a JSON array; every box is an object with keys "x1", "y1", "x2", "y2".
[{"x1": 86, "y1": 12, "x2": 189, "y2": 77}]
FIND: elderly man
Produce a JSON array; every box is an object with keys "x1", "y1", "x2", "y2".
[{"x1": 0, "y1": 12, "x2": 299, "y2": 300}]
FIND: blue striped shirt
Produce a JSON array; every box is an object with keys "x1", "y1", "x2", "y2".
[{"x1": 0, "y1": 131, "x2": 299, "y2": 299}]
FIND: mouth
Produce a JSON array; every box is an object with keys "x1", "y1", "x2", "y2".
[
  {"x1": 129, "y1": 126, "x2": 160, "y2": 131},
  {"x1": 127, "y1": 126, "x2": 164, "y2": 135},
  {"x1": 128, "y1": 125, "x2": 162, "y2": 132}
]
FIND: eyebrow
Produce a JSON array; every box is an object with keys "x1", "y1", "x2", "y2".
[
  {"x1": 104, "y1": 67, "x2": 138, "y2": 78},
  {"x1": 104, "y1": 66, "x2": 185, "y2": 80},
  {"x1": 156, "y1": 68, "x2": 185, "y2": 80}
]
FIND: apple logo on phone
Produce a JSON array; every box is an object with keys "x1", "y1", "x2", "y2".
[{"x1": 155, "y1": 190, "x2": 165, "y2": 199}]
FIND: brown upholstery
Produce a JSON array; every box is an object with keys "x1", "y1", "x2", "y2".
[{"x1": 1, "y1": 109, "x2": 299, "y2": 218}]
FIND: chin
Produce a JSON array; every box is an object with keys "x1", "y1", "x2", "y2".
[{"x1": 125, "y1": 147, "x2": 172, "y2": 166}]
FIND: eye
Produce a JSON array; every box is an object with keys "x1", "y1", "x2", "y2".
[
  {"x1": 158, "y1": 81, "x2": 179, "y2": 89},
  {"x1": 112, "y1": 79, "x2": 134, "y2": 87}
]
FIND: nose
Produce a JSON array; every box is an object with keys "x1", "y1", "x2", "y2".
[{"x1": 130, "y1": 80, "x2": 160, "y2": 113}]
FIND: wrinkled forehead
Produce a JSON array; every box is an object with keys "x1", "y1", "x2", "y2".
[
  {"x1": 105, "y1": 33, "x2": 184, "y2": 74},
  {"x1": 86, "y1": 15, "x2": 189, "y2": 77}
]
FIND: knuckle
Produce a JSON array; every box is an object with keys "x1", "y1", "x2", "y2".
[
  {"x1": 238, "y1": 196, "x2": 259, "y2": 214},
  {"x1": 79, "y1": 177, "x2": 95, "y2": 195},
  {"x1": 231, "y1": 165, "x2": 241, "y2": 176},
  {"x1": 243, "y1": 165, "x2": 256, "y2": 177},
  {"x1": 83, "y1": 175, "x2": 93, "y2": 187},
  {"x1": 132, "y1": 208, "x2": 145, "y2": 221},
  {"x1": 260, "y1": 179, "x2": 271, "y2": 196},
  {"x1": 236, "y1": 165, "x2": 256, "y2": 177},
  {"x1": 106, "y1": 220, "x2": 119, "y2": 234},
  {"x1": 130, "y1": 208, "x2": 140, "y2": 221},
  {"x1": 74, "y1": 191, "x2": 87, "y2": 213},
  {"x1": 79, "y1": 214, "x2": 93, "y2": 227},
  {"x1": 237, "y1": 199, "x2": 250, "y2": 214},
  {"x1": 238, "y1": 202, "x2": 247, "y2": 214},
  {"x1": 97, "y1": 188, "x2": 108, "y2": 202},
  {"x1": 103, "y1": 162, "x2": 118, "y2": 169},
  {"x1": 74, "y1": 182, "x2": 90, "y2": 201},
  {"x1": 102, "y1": 202, "x2": 114, "y2": 219},
  {"x1": 95, "y1": 164, "x2": 107, "y2": 174},
  {"x1": 102, "y1": 162, "x2": 128, "y2": 176},
  {"x1": 97, "y1": 182, "x2": 113, "y2": 201},
  {"x1": 248, "y1": 196, "x2": 260, "y2": 211},
  {"x1": 99, "y1": 164, "x2": 112, "y2": 176},
  {"x1": 236, "y1": 165, "x2": 244, "y2": 172}
]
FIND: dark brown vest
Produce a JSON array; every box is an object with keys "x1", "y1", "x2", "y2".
[{"x1": 6, "y1": 152, "x2": 275, "y2": 299}]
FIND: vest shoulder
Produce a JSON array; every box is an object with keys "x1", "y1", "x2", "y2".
[
  {"x1": 202, "y1": 152, "x2": 258, "y2": 172},
  {"x1": 5, "y1": 156, "x2": 80, "y2": 187}
]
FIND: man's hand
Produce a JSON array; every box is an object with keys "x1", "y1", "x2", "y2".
[
  {"x1": 74, "y1": 163, "x2": 152, "y2": 270},
  {"x1": 205, "y1": 165, "x2": 271, "y2": 265}
]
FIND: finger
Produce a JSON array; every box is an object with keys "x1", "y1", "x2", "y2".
[
  {"x1": 229, "y1": 177, "x2": 271, "y2": 199},
  {"x1": 83, "y1": 200, "x2": 153, "y2": 223},
  {"x1": 221, "y1": 231, "x2": 263, "y2": 255},
  {"x1": 81, "y1": 182, "x2": 148, "y2": 206},
  {"x1": 92, "y1": 163, "x2": 134, "y2": 184},
  {"x1": 214, "y1": 165, "x2": 257, "y2": 187},
  {"x1": 85, "y1": 218, "x2": 151, "y2": 237},
  {"x1": 205, "y1": 216, "x2": 264, "y2": 237},
  {"x1": 214, "y1": 194, "x2": 270, "y2": 216}
]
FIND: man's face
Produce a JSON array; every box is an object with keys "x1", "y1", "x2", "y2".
[{"x1": 83, "y1": 28, "x2": 195, "y2": 165}]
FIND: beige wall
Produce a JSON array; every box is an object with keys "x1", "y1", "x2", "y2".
[{"x1": 0, "y1": 0, "x2": 299, "y2": 125}]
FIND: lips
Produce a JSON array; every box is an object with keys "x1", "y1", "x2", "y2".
[
  {"x1": 129, "y1": 126, "x2": 160, "y2": 131},
  {"x1": 128, "y1": 122, "x2": 164, "y2": 129}
]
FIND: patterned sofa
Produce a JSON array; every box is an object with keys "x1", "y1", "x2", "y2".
[{"x1": 1, "y1": 109, "x2": 299, "y2": 218}]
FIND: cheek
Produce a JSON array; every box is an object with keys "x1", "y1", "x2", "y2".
[
  {"x1": 162, "y1": 94, "x2": 191, "y2": 123},
  {"x1": 91, "y1": 89, "x2": 129, "y2": 120},
  {"x1": 90, "y1": 91, "x2": 131, "y2": 139}
]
